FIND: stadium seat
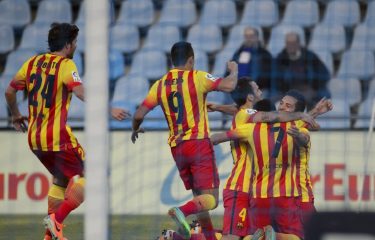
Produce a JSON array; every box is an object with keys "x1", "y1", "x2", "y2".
[
  {"x1": 207, "y1": 91, "x2": 225, "y2": 128},
  {"x1": 158, "y1": 0, "x2": 197, "y2": 28},
  {"x1": 19, "y1": 23, "x2": 50, "y2": 53},
  {"x1": 34, "y1": 0, "x2": 72, "y2": 25},
  {"x1": 109, "y1": 49, "x2": 125, "y2": 82},
  {"x1": 212, "y1": 49, "x2": 235, "y2": 77},
  {"x1": 142, "y1": 105, "x2": 168, "y2": 129},
  {"x1": 308, "y1": 24, "x2": 346, "y2": 54},
  {"x1": 267, "y1": 24, "x2": 306, "y2": 57},
  {"x1": 354, "y1": 98, "x2": 375, "y2": 129},
  {"x1": 67, "y1": 94, "x2": 85, "y2": 128},
  {"x1": 0, "y1": 0, "x2": 31, "y2": 29},
  {"x1": 73, "y1": 52, "x2": 83, "y2": 76},
  {"x1": 129, "y1": 50, "x2": 167, "y2": 80},
  {"x1": 281, "y1": 0, "x2": 319, "y2": 28},
  {"x1": 318, "y1": 98, "x2": 351, "y2": 129},
  {"x1": 367, "y1": 78, "x2": 375, "y2": 102},
  {"x1": 240, "y1": 0, "x2": 279, "y2": 27},
  {"x1": 187, "y1": 24, "x2": 223, "y2": 54},
  {"x1": 117, "y1": 0, "x2": 154, "y2": 28},
  {"x1": 16, "y1": 91, "x2": 28, "y2": 116},
  {"x1": 2, "y1": 49, "x2": 38, "y2": 78},
  {"x1": 350, "y1": 24, "x2": 375, "y2": 52},
  {"x1": 110, "y1": 23, "x2": 140, "y2": 54},
  {"x1": 337, "y1": 50, "x2": 375, "y2": 80},
  {"x1": 199, "y1": 0, "x2": 237, "y2": 28},
  {"x1": 75, "y1": 23, "x2": 85, "y2": 53},
  {"x1": 328, "y1": 78, "x2": 361, "y2": 106},
  {"x1": 194, "y1": 50, "x2": 209, "y2": 72},
  {"x1": 314, "y1": 50, "x2": 334, "y2": 75},
  {"x1": 0, "y1": 25, "x2": 15, "y2": 54},
  {"x1": 224, "y1": 24, "x2": 264, "y2": 52},
  {"x1": 322, "y1": 0, "x2": 360, "y2": 27},
  {"x1": 364, "y1": 1, "x2": 375, "y2": 27},
  {"x1": 75, "y1": 2, "x2": 115, "y2": 26},
  {"x1": 142, "y1": 24, "x2": 181, "y2": 53}
]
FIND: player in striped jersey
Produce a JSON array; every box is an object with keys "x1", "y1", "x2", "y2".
[
  {"x1": 132, "y1": 41, "x2": 238, "y2": 240},
  {"x1": 5, "y1": 23, "x2": 129, "y2": 240}
]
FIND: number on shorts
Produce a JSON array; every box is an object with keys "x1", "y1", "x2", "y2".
[{"x1": 239, "y1": 208, "x2": 247, "y2": 222}]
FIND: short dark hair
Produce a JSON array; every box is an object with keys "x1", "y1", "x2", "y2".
[
  {"x1": 253, "y1": 99, "x2": 276, "y2": 111},
  {"x1": 170, "y1": 41, "x2": 194, "y2": 66},
  {"x1": 285, "y1": 89, "x2": 306, "y2": 112},
  {"x1": 48, "y1": 22, "x2": 79, "y2": 52},
  {"x1": 230, "y1": 77, "x2": 254, "y2": 107}
]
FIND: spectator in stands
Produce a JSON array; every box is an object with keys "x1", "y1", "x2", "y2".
[
  {"x1": 272, "y1": 32, "x2": 331, "y2": 110},
  {"x1": 230, "y1": 26, "x2": 273, "y2": 97}
]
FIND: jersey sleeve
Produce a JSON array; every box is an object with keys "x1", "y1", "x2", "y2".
[
  {"x1": 9, "y1": 58, "x2": 32, "y2": 90},
  {"x1": 195, "y1": 70, "x2": 223, "y2": 93},
  {"x1": 61, "y1": 59, "x2": 82, "y2": 91},
  {"x1": 141, "y1": 80, "x2": 159, "y2": 110},
  {"x1": 226, "y1": 123, "x2": 254, "y2": 141}
]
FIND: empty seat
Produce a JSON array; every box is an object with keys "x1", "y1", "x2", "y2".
[
  {"x1": 129, "y1": 50, "x2": 168, "y2": 80},
  {"x1": 2, "y1": 49, "x2": 38, "y2": 78},
  {"x1": 194, "y1": 50, "x2": 209, "y2": 72},
  {"x1": 113, "y1": 74, "x2": 149, "y2": 105},
  {"x1": 318, "y1": 99, "x2": 351, "y2": 129},
  {"x1": 367, "y1": 78, "x2": 375, "y2": 101},
  {"x1": 0, "y1": 0, "x2": 31, "y2": 29},
  {"x1": 19, "y1": 23, "x2": 50, "y2": 53},
  {"x1": 67, "y1": 94, "x2": 85, "y2": 128},
  {"x1": 117, "y1": 0, "x2": 154, "y2": 28},
  {"x1": 73, "y1": 52, "x2": 83, "y2": 76},
  {"x1": 143, "y1": 24, "x2": 181, "y2": 53},
  {"x1": 354, "y1": 98, "x2": 375, "y2": 129},
  {"x1": 308, "y1": 24, "x2": 346, "y2": 54},
  {"x1": 158, "y1": 0, "x2": 197, "y2": 28},
  {"x1": 109, "y1": 49, "x2": 125, "y2": 82},
  {"x1": 282, "y1": 0, "x2": 319, "y2": 28},
  {"x1": 328, "y1": 78, "x2": 361, "y2": 106},
  {"x1": 142, "y1": 105, "x2": 168, "y2": 129},
  {"x1": 240, "y1": 0, "x2": 279, "y2": 27},
  {"x1": 350, "y1": 24, "x2": 375, "y2": 52},
  {"x1": 0, "y1": 25, "x2": 15, "y2": 54},
  {"x1": 212, "y1": 49, "x2": 235, "y2": 77},
  {"x1": 314, "y1": 50, "x2": 334, "y2": 75},
  {"x1": 110, "y1": 23, "x2": 140, "y2": 54},
  {"x1": 364, "y1": 1, "x2": 375, "y2": 27},
  {"x1": 322, "y1": 0, "x2": 360, "y2": 27},
  {"x1": 34, "y1": 0, "x2": 72, "y2": 25},
  {"x1": 224, "y1": 24, "x2": 264, "y2": 52},
  {"x1": 75, "y1": 23, "x2": 85, "y2": 53},
  {"x1": 337, "y1": 50, "x2": 375, "y2": 80},
  {"x1": 187, "y1": 24, "x2": 223, "y2": 54},
  {"x1": 267, "y1": 24, "x2": 305, "y2": 57},
  {"x1": 199, "y1": 0, "x2": 237, "y2": 28},
  {"x1": 208, "y1": 111, "x2": 224, "y2": 129}
]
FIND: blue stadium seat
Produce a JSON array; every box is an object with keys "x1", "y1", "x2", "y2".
[
  {"x1": 129, "y1": 50, "x2": 167, "y2": 80},
  {"x1": 110, "y1": 23, "x2": 140, "y2": 54},
  {"x1": 158, "y1": 0, "x2": 197, "y2": 28},
  {"x1": 354, "y1": 97, "x2": 375, "y2": 129},
  {"x1": 208, "y1": 111, "x2": 224, "y2": 129},
  {"x1": 318, "y1": 99, "x2": 351, "y2": 129},
  {"x1": 2, "y1": 49, "x2": 38, "y2": 78},
  {"x1": 364, "y1": 1, "x2": 375, "y2": 27},
  {"x1": 34, "y1": 0, "x2": 72, "y2": 25},
  {"x1": 0, "y1": 0, "x2": 31, "y2": 29},
  {"x1": 337, "y1": 50, "x2": 375, "y2": 80},
  {"x1": 143, "y1": 24, "x2": 181, "y2": 53},
  {"x1": 240, "y1": 0, "x2": 279, "y2": 27},
  {"x1": 142, "y1": 105, "x2": 168, "y2": 130},
  {"x1": 16, "y1": 91, "x2": 29, "y2": 116},
  {"x1": 19, "y1": 23, "x2": 50, "y2": 53},
  {"x1": 75, "y1": 23, "x2": 85, "y2": 53},
  {"x1": 314, "y1": 50, "x2": 334, "y2": 75},
  {"x1": 281, "y1": 0, "x2": 319, "y2": 28},
  {"x1": 67, "y1": 94, "x2": 85, "y2": 128},
  {"x1": 224, "y1": 24, "x2": 264, "y2": 53},
  {"x1": 194, "y1": 50, "x2": 209, "y2": 72},
  {"x1": 72, "y1": 52, "x2": 83, "y2": 76},
  {"x1": 212, "y1": 49, "x2": 235, "y2": 77},
  {"x1": 109, "y1": 49, "x2": 125, "y2": 82},
  {"x1": 199, "y1": 0, "x2": 237, "y2": 28},
  {"x1": 117, "y1": 0, "x2": 154, "y2": 28},
  {"x1": 308, "y1": 24, "x2": 346, "y2": 54},
  {"x1": 113, "y1": 74, "x2": 149, "y2": 105},
  {"x1": 267, "y1": 24, "x2": 305, "y2": 57},
  {"x1": 0, "y1": 25, "x2": 15, "y2": 54},
  {"x1": 187, "y1": 24, "x2": 223, "y2": 54},
  {"x1": 328, "y1": 78, "x2": 361, "y2": 106},
  {"x1": 322, "y1": 0, "x2": 360, "y2": 27},
  {"x1": 350, "y1": 24, "x2": 375, "y2": 52}
]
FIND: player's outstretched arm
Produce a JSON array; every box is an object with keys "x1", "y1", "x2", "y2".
[
  {"x1": 216, "y1": 61, "x2": 238, "y2": 92},
  {"x1": 111, "y1": 108, "x2": 131, "y2": 121},
  {"x1": 207, "y1": 102, "x2": 237, "y2": 115},
  {"x1": 5, "y1": 85, "x2": 27, "y2": 132},
  {"x1": 131, "y1": 105, "x2": 150, "y2": 143},
  {"x1": 72, "y1": 85, "x2": 85, "y2": 101},
  {"x1": 252, "y1": 111, "x2": 319, "y2": 129},
  {"x1": 308, "y1": 97, "x2": 334, "y2": 118}
]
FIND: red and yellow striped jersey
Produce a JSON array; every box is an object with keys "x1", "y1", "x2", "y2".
[
  {"x1": 224, "y1": 108, "x2": 258, "y2": 193},
  {"x1": 141, "y1": 69, "x2": 222, "y2": 147},
  {"x1": 10, "y1": 53, "x2": 82, "y2": 151},
  {"x1": 227, "y1": 120, "x2": 311, "y2": 199}
]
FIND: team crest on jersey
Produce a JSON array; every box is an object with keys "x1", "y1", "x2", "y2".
[
  {"x1": 246, "y1": 108, "x2": 257, "y2": 115},
  {"x1": 72, "y1": 71, "x2": 82, "y2": 82},
  {"x1": 236, "y1": 222, "x2": 244, "y2": 230},
  {"x1": 205, "y1": 73, "x2": 219, "y2": 82}
]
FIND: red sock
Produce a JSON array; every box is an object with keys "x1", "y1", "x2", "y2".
[
  {"x1": 45, "y1": 229, "x2": 52, "y2": 237},
  {"x1": 173, "y1": 232, "x2": 206, "y2": 240},
  {"x1": 179, "y1": 201, "x2": 199, "y2": 217},
  {"x1": 199, "y1": 218, "x2": 215, "y2": 240}
]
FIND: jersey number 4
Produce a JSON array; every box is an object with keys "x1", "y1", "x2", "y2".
[{"x1": 28, "y1": 73, "x2": 55, "y2": 108}]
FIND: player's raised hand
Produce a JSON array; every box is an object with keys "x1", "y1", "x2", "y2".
[
  {"x1": 131, "y1": 128, "x2": 145, "y2": 144},
  {"x1": 12, "y1": 115, "x2": 28, "y2": 132},
  {"x1": 300, "y1": 113, "x2": 319, "y2": 130},
  {"x1": 111, "y1": 107, "x2": 131, "y2": 121},
  {"x1": 227, "y1": 61, "x2": 238, "y2": 73},
  {"x1": 311, "y1": 97, "x2": 334, "y2": 116}
]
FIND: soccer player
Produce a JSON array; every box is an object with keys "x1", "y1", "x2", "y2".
[
  {"x1": 131, "y1": 41, "x2": 238, "y2": 240},
  {"x1": 4, "y1": 23, "x2": 129, "y2": 240}
]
